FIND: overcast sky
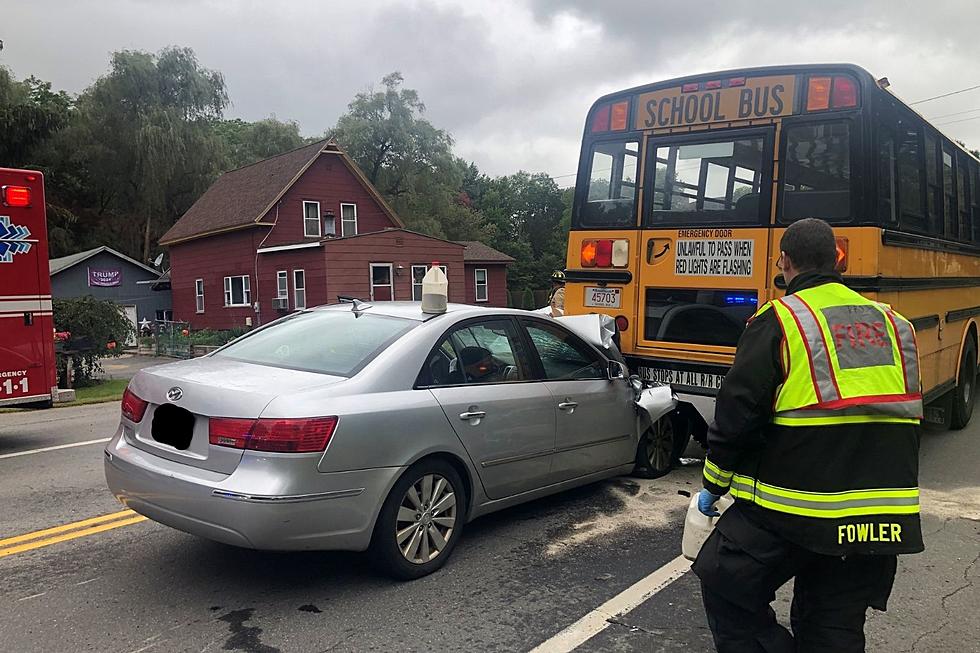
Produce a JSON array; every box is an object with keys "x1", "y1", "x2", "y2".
[{"x1": 5, "y1": 0, "x2": 980, "y2": 180}]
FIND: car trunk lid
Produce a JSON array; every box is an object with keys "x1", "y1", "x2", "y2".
[{"x1": 122, "y1": 357, "x2": 346, "y2": 474}]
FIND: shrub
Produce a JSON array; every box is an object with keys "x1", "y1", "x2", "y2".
[{"x1": 53, "y1": 297, "x2": 134, "y2": 386}]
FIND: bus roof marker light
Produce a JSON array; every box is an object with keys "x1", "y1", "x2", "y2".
[
  {"x1": 590, "y1": 104, "x2": 611, "y2": 133},
  {"x1": 704, "y1": 80, "x2": 722, "y2": 90},
  {"x1": 806, "y1": 76, "x2": 832, "y2": 112},
  {"x1": 611, "y1": 239, "x2": 629, "y2": 267},
  {"x1": 728, "y1": 77, "x2": 746, "y2": 87},
  {"x1": 681, "y1": 83, "x2": 699, "y2": 93},
  {"x1": 610, "y1": 101, "x2": 629, "y2": 131},
  {"x1": 831, "y1": 76, "x2": 859, "y2": 108}
]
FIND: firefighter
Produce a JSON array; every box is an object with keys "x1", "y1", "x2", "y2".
[
  {"x1": 694, "y1": 218, "x2": 923, "y2": 653},
  {"x1": 549, "y1": 270, "x2": 566, "y2": 317}
]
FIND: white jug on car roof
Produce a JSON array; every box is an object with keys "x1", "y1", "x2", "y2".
[{"x1": 421, "y1": 263, "x2": 448, "y2": 314}]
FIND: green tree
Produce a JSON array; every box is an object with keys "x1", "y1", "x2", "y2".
[
  {"x1": 69, "y1": 47, "x2": 228, "y2": 262},
  {"x1": 214, "y1": 116, "x2": 308, "y2": 169},
  {"x1": 474, "y1": 171, "x2": 567, "y2": 293},
  {"x1": 0, "y1": 67, "x2": 74, "y2": 166},
  {"x1": 330, "y1": 72, "x2": 490, "y2": 240}
]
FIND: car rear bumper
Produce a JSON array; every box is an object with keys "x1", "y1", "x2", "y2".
[{"x1": 103, "y1": 430, "x2": 404, "y2": 551}]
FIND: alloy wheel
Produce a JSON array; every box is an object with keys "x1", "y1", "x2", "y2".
[
  {"x1": 647, "y1": 418, "x2": 674, "y2": 472},
  {"x1": 395, "y1": 473, "x2": 457, "y2": 564}
]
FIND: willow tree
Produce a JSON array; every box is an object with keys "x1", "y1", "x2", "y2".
[{"x1": 75, "y1": 47, "x2": 228, "y2": 262}]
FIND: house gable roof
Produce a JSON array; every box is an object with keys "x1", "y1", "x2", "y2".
[
  {"x1": 159, "y1": 141, "x2": 404, "y2": 246},
  {"x1": 49, "y1": 245, "x2": 160, "y2": 277},
  {"x1": 455, "y1": 240, "x2": 515, "y2": 264}
]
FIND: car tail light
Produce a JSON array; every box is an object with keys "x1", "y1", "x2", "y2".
[
  {"x1": 834, "y1": 237, "x2": 849, "y2": 272},
  {"x1": 806, "y1": 77, "x2": 832, "y2": 111},
  {"x1": 615, "y1": 315, "x2": 629, "y2": 332},
  {"x1": 209, "y1": 416, "x2": 338, "y2": 453},
  {"x1": 590, "y1": 104, "x2": 611, "y2": 133},
  {"x1": 2, "y1": 185, "x2": 31, "y2": 207},
  {"x1": 610, "y1": 101, "x2": 629, "y2": 131},
  {"x1": 121, "y1": 387, "x2": 149, "y2": 423},
  {"x1": 581, "y1": 240, "x2": 598, "y2": 267},
  {"x1": 595, "y1": 239, "x2": 613, "y2": 267},
  {"x1": 831, "y1": 76, "x2": 859, "y2": 108}
]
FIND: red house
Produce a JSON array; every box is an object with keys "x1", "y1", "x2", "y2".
[{"x1": 160, "y1": 141, "x2": 513, "y2": 330}]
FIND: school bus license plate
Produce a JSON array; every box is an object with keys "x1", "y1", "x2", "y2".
[{"x1": 584, "y1": 287, "x2": 621, "y2": 308}]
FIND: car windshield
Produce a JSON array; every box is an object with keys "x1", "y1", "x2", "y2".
[{"x1": 213, "y1": 310, "x2": 416, "y2": 377}]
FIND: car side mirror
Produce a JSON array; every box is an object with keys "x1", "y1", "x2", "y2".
[{"x1": 607, "y1": 360, "x2": 628, "y2": 380}]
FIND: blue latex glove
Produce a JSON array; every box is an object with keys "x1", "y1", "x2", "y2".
[{"x1": 698, "y1": 489, "x2": 721, "y2": 517}]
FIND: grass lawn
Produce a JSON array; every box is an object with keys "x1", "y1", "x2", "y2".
[{"x1": 71, "y1": 378, "x2": 129, "y2": 405}]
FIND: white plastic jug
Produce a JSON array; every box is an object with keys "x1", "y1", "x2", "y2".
[
  {"x1": 681, "y1": 492, "x2": 734, "y2": 561},
  {"x1": 421, "y1": 263, "x2": 448, "y2": 314}
]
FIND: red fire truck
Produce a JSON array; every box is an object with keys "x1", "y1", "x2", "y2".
[{"x1": 0, "y1": 168, "x2": 57, "y2": 407}]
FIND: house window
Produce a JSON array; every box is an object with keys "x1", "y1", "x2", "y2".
[
  {"x1": 370, "y1": 263, "x2": 394, "y2": 301},
  {"x1": 223, "y1": 275, "x2": 251, "y2": 307},
  {"x1": 276, "y1": 270, "x2": 288, "y2": 310},
  {"x1": 303, "y1": 200, "x2": 321, "y2": 237},
  {"x1": 341, "y1": 203, "x2": 357, "y2": 237},
  {"x1": 156, "y1": 309, "x2": 173, "y2": 322},
  {"x1": 475, "y1": 268, "x2": 488, "y2": 302},
  {"x1": 411, "y1": 264, "x2": 448, "y2": 301},
  {"x1": 293, "y1": 269, "x2": 306, "y2": 310},
  {"x1": 195, "y1": 278, "x2": 205, "y2": 313}
]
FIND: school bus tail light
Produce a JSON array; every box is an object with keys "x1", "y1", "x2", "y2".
[
  {"x1": 581, "y1": 239, "x2": 629, "y2": 268},
  {"x1": 835, "y1": 237, "x2": 849, "y2": 272}
]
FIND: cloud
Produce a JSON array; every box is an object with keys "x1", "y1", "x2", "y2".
[{"x1": 3, "y1": 0, "x2": 979, "y2": 179}]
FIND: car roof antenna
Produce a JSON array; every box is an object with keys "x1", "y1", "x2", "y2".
[{"x1": 351, "y1": 298, "x2": 372, "y2": 315}]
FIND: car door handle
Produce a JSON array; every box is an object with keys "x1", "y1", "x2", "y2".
[
  {"x1": 459, "y1": 411, "x2": 487, "y2": 421},
  {"x1": 558, "y1": 401, "x2": 578, "y2": 411}
]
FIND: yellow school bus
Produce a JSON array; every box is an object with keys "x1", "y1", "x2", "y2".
[{"x1": 564, "y1": 64, "x2": 980, "y2": 472}]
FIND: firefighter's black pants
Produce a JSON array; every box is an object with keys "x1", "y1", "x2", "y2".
[{"x1": 693, "y1": 505, "x2": 897, "y2": 653}]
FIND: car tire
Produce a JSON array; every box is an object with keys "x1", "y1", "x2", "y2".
[
  {"x1": 370, "y1": 459, "x2": 466, "y2": 581},
  {"x1": 632, "y1": 412, "x2": 689, "y2": 479},
  {"x1": 950, "y1": 337, "x2": 977, "y2": 430}
]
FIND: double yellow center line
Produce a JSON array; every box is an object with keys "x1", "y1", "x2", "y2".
[{"x1": 0, "y1": 509, "x2": 147, "y2": 558}]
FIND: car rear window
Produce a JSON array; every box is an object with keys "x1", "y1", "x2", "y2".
[{"x1": 214, "y1": 311, "x2": 416, "y2": 377}]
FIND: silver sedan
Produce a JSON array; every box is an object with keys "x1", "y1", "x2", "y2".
[{"x1": 104, "y1": 302, "x2": 675, "y2": 579}]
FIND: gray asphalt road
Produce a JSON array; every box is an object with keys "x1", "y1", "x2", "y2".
[{"x1": 1, "y1": 403, "x2": 977, "y2": 652}]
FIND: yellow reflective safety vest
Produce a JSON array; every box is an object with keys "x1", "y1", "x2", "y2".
[{"x1": 704, "y1": 281, "x2": 924, "y2": 555}]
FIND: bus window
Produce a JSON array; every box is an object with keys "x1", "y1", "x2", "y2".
[
  {"x1": 957, "y1": 153, "x2": 971, "y2": 241},
  {"x1": 943, "y1": 147, "x2": 957, "y2": 238},
  {"x1": 780, "y1": 121, "x2": 851, "y2": 223},
  {"x1": 644, "y1": 288, "x2": 756, "y2": 347},
  {"x1": 877, "y1": 127, "x2": 897, "y2": 224},
  {"x1": 578, "y1": 139, "x2": 639, "y2": 228},
  {"x1": 897, "y1": 123, "x2": 926, "y2": 232},
  {"x1": 972, "y1": 162, "x2": 980, "y2": 243},
  {"x1": 644, "y1": 134, "x2": 768, "y2": 226},
  {"x1": 925, "y1": 133, "x2": 942, "y2": 234}
]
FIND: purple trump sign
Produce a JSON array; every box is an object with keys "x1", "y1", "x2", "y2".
[{"x1": 88, "y1": 268, "x2": 122, "y2": 287}]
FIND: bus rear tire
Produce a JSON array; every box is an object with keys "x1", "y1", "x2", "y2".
[{"x1": 950, "y1": 337, "x2": 977, "y2": 430}]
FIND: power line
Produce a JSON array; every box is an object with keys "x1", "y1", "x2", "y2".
[
  {"x1": 910, "y1": 84, "x2": 980, "y2": 105},
  {"x1": 929, "y1": 107, "x2": 980, "y2": 120},
  {"x1": 934, "y1": 114, "x2": 980, "y2": 127}
]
